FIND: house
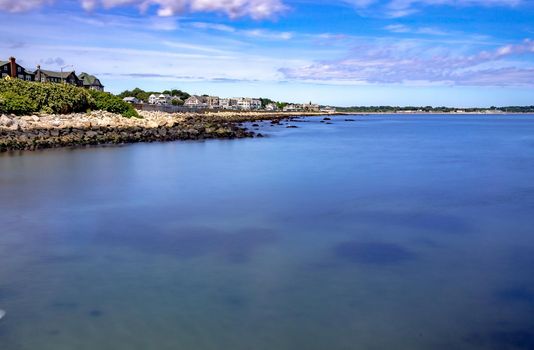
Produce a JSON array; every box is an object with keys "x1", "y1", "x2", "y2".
[
  {"x1": 302, "y1": 102, "x2": 320, "y2": 112},
  {"x1": 251, "y1": 98, "x2": 262, "y2": 110},
  {"x1": 35, "y1": 65, "x2": 82, "y2": 86},
  {"x1": 78, "y1": 72, "x2": 104, "y2": 91},
  {"x1": 148, "y1": 94, "x2": 172, "y2": 105},
  {"x1": 283, "y1": 104, "x2": 301, "y2": 112},
  {"x1": 171, "y1": 96, "x2": 183, "y2": 105},
  {"x1": 123, "y1": 97, "x2": 140, "y2": 104},
  {"x1": 320, "y1": 106, "x2": 336, "y2": 114},
  {"x1": 236, "y1": 98, "x2": 262, "y2": 110},
  {"x1": 184, "y1": 95, "x2": 208, "y2": 109},
  {"x1": 219, "y1": 98, "x2": 239, "y2": 110},
  {"x1": 265, "y1": 103, "x2": 278, "y2": 111},
  {"x1": 207, "y1": 96, "x2": 220, "y2": 109},
  {"x1": 237, "y1": 98, "x2": 251, "y2": 110},
  {"x1": 1, "y1": 57, "x2": 35, "y2": 81}
]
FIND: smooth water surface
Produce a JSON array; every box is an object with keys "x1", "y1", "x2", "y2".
[{"x1": 1, "y1": 115, "x2": 534, "y2": 350}]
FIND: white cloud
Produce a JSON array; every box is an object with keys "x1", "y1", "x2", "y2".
[
  {"x1": 0, "y1": 0, "x2": 52, "y2": 12},
  {"x1": 384, "y1": 24, "x2": 450, "y2": 35},
  {"x1": 99, "y1": 0, "x2": 287, "y2": 19},
  {"x1": 280, "y1": 39, "x2": 534, "y2": 86},
  {"x1": 346, "y1": 0, "x2": 523, "y2": 17},
  {"x1": 1, "y1": 0, "x2": 288, "y2": 19}
]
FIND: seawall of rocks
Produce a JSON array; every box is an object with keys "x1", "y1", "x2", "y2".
[
  {"x1": 0, "y1": 111, "x2": 256, "y2": 152},
  {"x1": 0, "y1": 110, "x2": 336, "y2": 152}
]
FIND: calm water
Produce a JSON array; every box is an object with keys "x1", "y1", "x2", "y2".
[{"x1": 1, "y1": 115, "x2": 534, "y2": 350}]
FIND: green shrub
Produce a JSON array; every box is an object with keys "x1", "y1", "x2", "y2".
[
  {"x1": 0, "y1": 79, "x2": 93, "y2": 115},
  {"x1": 0, "y1": 79, "x2": 138, "y2": 118},
  {"x1": 88, "y1": 90, "x2": 139, "y2": 118},
  {"x1": 0, "y1": 90, "x2": 38, "y2": 115}
]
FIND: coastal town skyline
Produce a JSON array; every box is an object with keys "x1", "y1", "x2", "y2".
[{"x1": 1, "y1": 0, "x2": 534, "y2": 107}]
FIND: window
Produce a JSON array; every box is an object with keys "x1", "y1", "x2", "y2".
[
  {"x1": 2, "y1": 66, "x2": 7, "y2": 71},
  {"x1": 17, "y1": 67, "x2": 21, "y2": 72}
]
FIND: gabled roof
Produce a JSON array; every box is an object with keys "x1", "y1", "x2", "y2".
[
  {"x1": 39, "y1": 69, "x2": 76, "y2": 79},
  {"x1": 78, "y1": 72, "x2": 103, "y2": 86}
]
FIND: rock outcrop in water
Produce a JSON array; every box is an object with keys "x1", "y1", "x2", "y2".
[
  {"x1": 0, "y1": 110, "x2": 338, "y2": 152},
  {"x1": 0, "y1": 111, "x2": 250, "y2": 152}
]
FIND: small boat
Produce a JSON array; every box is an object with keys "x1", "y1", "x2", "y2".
[{"x1": 0, "y1": 309, "x2": 5, "y2": 320}]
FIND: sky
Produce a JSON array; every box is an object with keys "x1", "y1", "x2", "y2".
[{"x1": 1, "y1": 0, "x2": 534, "y2": 107}]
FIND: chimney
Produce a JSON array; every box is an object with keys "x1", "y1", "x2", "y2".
[{"x1": 9, "y1": 57, "x2": 16, "y2": 78}]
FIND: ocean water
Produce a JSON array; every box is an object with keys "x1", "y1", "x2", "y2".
[{"x1": 1, "y1": 115, "x2": 534, "y2": 350}]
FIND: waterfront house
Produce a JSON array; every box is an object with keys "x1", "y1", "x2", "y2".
[
  {"x1": 237, "y1": 98, "x2": 251, "y2": 110},
  {"x1": 283, "y1": 104, "x2": 301, "y2": 112},
  {"x1": 251, "y1": 98, "x2": 262, "y2": 110},
  {"x1": 171, "y1": 96, "x2": 183, "y2": 105},
  {"x1": 123, "y1": 97, "x2": 140, "y2": 104},
  {"x1": 207, "y1": 96, "x2": 220, "y2": 109},
  {"x1": 320, "y1": 106, "x2": 336, "y2": 114},
  {"x1": 265, "y1": 103, "x2": 278, "y2": 111},
  {"x1": 149, "y1": 94, "x2": 172, "y2": 105},
  {"x1": 184, "y1": 95, "x2": 209, "y2": 109},
  {"x1": 302, "y1": 102, "x2": 320, "y2": 112},
  {"x1": 1, "y1": 57, "x2": 35, "y2": 81},
  {"x1": 235, "y1": 98, "x2": 262, "y2": 110},
  {"x1": 78, "y1": 72, "x2": 104, "y2": 91},
  {"x1": 35, "y1": 65, "x2": 82, "y2": 86},
  {"x1": 219, "y1": 98, "x2": 238, "y2": 110}
]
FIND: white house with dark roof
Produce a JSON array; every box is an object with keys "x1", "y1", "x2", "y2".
[{"x1": 149, "y1": 94, "x2": 172, "y2": 105}]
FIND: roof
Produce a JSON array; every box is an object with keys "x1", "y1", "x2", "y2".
[
  {"x1": 39, "y1": 69, "x2": 76, "y2": 79},
  {"x1": 0, "y1": 61, "x2": 8, "y2": 66},
  {"x1": 78, "y1": 72, "x2": 103, "y2": 87}
]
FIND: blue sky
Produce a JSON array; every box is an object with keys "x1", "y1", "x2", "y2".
[{"x1": 1, "y1": 0, "x2": 533, "y2": 106}]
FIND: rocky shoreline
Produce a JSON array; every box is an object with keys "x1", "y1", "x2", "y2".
[{"x1": 0, "y1": 110, "x2": 334, "y2": 152}]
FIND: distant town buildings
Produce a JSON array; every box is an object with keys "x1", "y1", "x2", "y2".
[
  {"x1": 1, "y1": 57, "x2": 104, "y2": 91},
  {"x1": 182, "y1": 96, "x2": 263, "y2": 111}
]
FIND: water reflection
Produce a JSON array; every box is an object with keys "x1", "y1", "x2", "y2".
[
  {"x1": 1, "y1": 115, "x2": 534, "y2": 350},
  {"x1": 334, "y1": 241, "x2": 417, "y2": 265}
]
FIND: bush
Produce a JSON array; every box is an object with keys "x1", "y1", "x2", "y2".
[
  {"x1": 0, "y1": 91, "x2": 38, "y2": 115},
  {"x1": 0, "y1": 78, "x2": 93, "y2": 115},
  {"x1": 0, "y1": 79, "x2": 138, "y2": 118},
  {"x1": 88, "y1": 90, "x2": 139, "y2": 118}
]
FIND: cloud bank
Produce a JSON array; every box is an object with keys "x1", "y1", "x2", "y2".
[
  {"x1": 280, "y1": 39, "x2": 534, "y2": 86},
  {"x1": 345, "y1": 0, "x2": 523, "y2": 17},
  {"x1": 0, "y1": 0, "x2": 287, "y2": 18}
]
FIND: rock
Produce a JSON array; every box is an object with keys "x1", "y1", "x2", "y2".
[{"x1": 0, "y1": 115, "x2": 14, "y2": 127}]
